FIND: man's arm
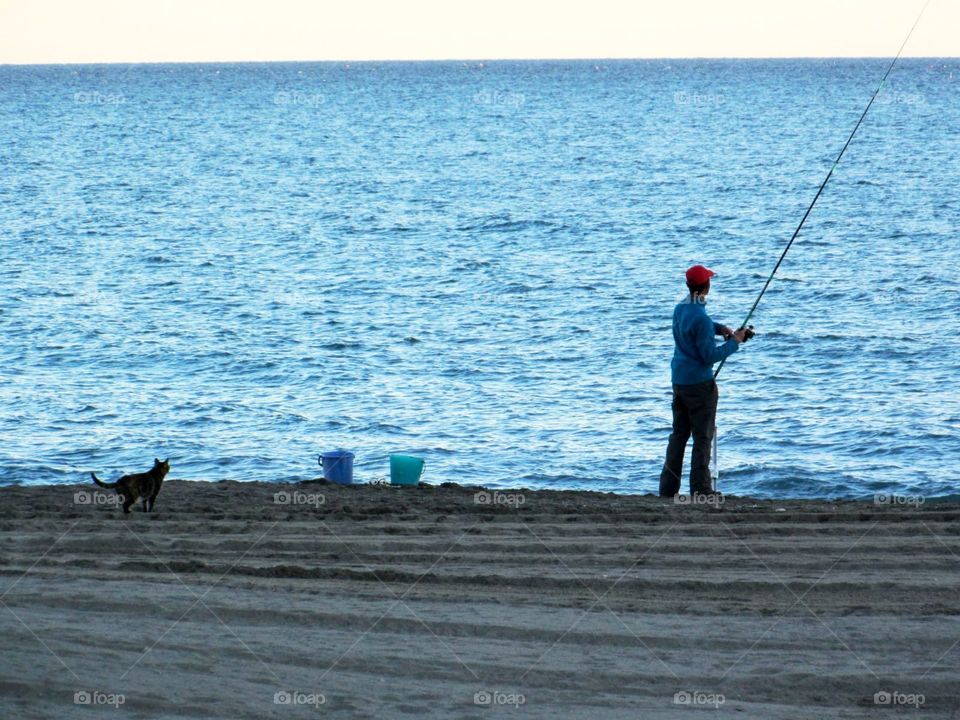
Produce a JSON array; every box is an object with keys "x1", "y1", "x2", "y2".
[{"x1": 697, "y1": 317, "x2": 739, "y2": 366}]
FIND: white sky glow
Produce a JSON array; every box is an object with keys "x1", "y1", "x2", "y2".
[{"x1": 0, "y1": 0, "x2": 954, "y2": 64}]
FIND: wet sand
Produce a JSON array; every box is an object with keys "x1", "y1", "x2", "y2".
[{"x1": 1, "y1": 480, "x2": 958, "y2": 719}]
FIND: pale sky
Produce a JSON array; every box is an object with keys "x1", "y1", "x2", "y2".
[{"x1": 0, "y1": 0, "x2": 954, "y2": 64}]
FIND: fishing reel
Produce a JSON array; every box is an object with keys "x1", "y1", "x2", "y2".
[{"x1": 740, "y1": 325, "x2": 756, "y2": 342}]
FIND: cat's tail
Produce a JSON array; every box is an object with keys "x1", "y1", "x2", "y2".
[{"x1": 91, "y1": 472, "x2": 118, "y2": 489}]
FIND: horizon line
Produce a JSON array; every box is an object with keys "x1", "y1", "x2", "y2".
[{"x1": 1, "y1": 55, "x2": 957, "y2": 68}]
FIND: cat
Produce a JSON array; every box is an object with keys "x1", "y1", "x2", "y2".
[{"x1": 91, "y1": 458, "x2": 170, "y2": 514}]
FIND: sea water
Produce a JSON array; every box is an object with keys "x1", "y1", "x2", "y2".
[{"x1": 1, "y1": 59, "x2": 957, "y2": 498}]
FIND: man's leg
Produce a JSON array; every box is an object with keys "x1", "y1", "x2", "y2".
[
  {"x1": 686, "y1": 380, "x2": 719, "y2": 494},
  {"x1": 659, "y1": 385, "x2": 691, "y2": 497}
]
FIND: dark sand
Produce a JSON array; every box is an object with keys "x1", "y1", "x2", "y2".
[{"x1": 1, "y1": 480, "x2": 958, "y2": 718}]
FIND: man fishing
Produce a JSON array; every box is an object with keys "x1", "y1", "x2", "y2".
[{"x1": 660, "y1": 265, "x2": 752, "y2": 497}]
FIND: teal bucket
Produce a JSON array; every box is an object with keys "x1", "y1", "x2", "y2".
[{"x1": 390, "y1": 455, "x2": 425, "y2": 486}]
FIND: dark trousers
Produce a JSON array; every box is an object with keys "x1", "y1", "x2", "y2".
[{"x1": 659, "y1": 380, "x2": 718, "y2": 496}]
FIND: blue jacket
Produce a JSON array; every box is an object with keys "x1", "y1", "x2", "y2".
[{"x1": 670, "y1": 296, "x2": 739, "y2": 385}]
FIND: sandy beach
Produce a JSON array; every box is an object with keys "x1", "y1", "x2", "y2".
[{"x1": 1, "y1": 480, "x2": 958, "y2": 719}]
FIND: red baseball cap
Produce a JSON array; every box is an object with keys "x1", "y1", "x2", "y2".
[{"x1": 685, "y1": 264, "x2": 715, "y2": 286}]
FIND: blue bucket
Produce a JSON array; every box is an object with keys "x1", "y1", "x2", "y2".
[
  {"x1": 390, "y1": 455, "x2": 425, "y2": 486},
  {"x1": 319, "y1": 450, "x2": 355, "y2": 484}
]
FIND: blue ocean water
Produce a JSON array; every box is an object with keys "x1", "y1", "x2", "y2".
[{"x1": 1, "y1": 59, "x2": 958, "y2": 498}]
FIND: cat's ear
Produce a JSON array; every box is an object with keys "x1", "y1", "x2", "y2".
[
  {"x1": 164, "y1": 458, "x2": 169, "y2": 464},
  {"x1": 155, "y1": 458, "x2": 161, "y2": 464}
]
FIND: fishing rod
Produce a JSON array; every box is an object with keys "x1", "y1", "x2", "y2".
[
  {"x1": 713, "y1": 0, "x2": 931, "y2": 381},
  {"x1": 707, "y1": 1, "x2": 930, "y2": 490}
]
